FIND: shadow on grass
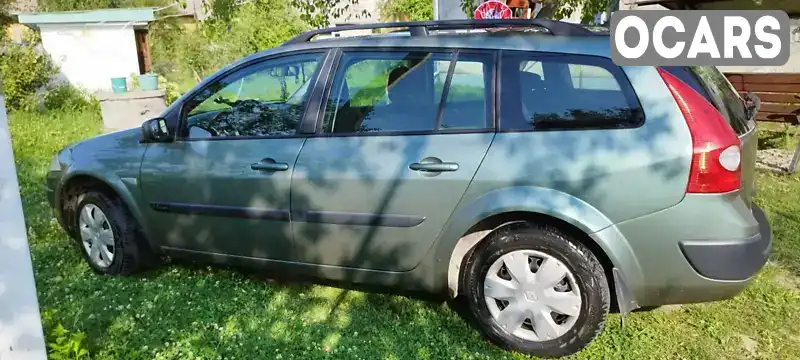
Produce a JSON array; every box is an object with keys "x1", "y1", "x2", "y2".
[{"x1": 758, "y1": 126, "x2": 798, "y2": 151}]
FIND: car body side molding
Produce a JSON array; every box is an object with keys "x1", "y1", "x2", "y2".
[{"x1": 149, "y1": 202, "x2": 426, "y2": 227}]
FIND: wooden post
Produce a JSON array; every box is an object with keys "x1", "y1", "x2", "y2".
[
  {"x1": 789, "y1": 114, "x2": 800, "y2": 173},
  {"x1": 134, "y1": 29, "x2": 152, "y2": 74}
]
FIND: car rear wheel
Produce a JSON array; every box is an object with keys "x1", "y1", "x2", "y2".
[
  {"x1": 72, "y1": 190, "x2": 154, "y2": 275},
  {"x1": 463, "y1": 223, "x2": 610, "y2": 358}
]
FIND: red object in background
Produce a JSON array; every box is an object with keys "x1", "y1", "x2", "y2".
[{"x1": 474, "y1": 0, "x2": 512, "y2": 20}]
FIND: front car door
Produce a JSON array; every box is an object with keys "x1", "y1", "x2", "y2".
[
  {"x1": 140, "y1": 51, "x2": 328, "y2": 260},
  {"x1": 290, "y1": 49, "x2": 496, "y2": 272}
]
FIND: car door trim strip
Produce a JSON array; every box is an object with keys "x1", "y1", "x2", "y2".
[
  {"x1": 150, "y1": 202, "x2": 425, "y2": 227},
  {"x1": 291, "y1": 210, "x2": 425, "y2": 227},
  {"x1": 150, "y1": 202, "x2": 291, "y2": 221}
]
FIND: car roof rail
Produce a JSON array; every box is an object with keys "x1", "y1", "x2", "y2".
[{"x1": 282, "y1": 19, "x2": 598, "y2": 45}]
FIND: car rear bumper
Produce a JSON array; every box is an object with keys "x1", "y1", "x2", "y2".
[
  {"x1": 679, "y1": 204, "x2": 772, "y2": 281},
  {"x1": 602, "y1": 193, "x2": 772, "y2": 307}
]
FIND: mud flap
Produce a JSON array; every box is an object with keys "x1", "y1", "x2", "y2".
[{"x1": 613, "y1": 268, "x2": 639, "y2": 327}]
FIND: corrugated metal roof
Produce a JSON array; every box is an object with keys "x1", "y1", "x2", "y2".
[{"x1": 17, "y1": 7, "x2": 155, "y2": 25}]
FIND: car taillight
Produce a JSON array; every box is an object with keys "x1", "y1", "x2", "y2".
[{"x1": 657, "y1": 68, "x2": 741, "y2": 194}]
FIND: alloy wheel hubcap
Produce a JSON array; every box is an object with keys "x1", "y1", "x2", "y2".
[
  {"x1": 483, "y1": 250, "x2": 582, "y2": 342},
  {"x1": 78, "y1": 204, "x2": 115, "y2": 268}
]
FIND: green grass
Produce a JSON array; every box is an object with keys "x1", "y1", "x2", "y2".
[
  {"x1": 757, "y1": 122, "x2": 800, "y2": 151},
  {"x1": 9, "y1": 110, "x2": 800, "y2": 359}
]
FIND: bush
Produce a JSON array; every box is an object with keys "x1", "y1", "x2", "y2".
[
  {"x1": 0, "y1": 42, "x2": 57, "y2": 111},
  {"x1": 47, "y1": 324, "x2": 90, "y2": 360},
  {"x1": 41, "y1": 83, "x2": 97, "y2": 112},
  {"x1": 149, "y1": 0, "x2": 308, "y2": 91},
  {"x1": 37, "y1": 0, "x2": 167, "y2": 12},
  {"x1": 158, "y1": 75, "x2": 181, "y2": 105},
  {"x1": 379, "y1": 0, "x2": 433, "y2": 21},
  {"x1": 149, "y1": 19, "x2": 232, "y2": 89},
  {"x1": 41, "y1": 310, "x2": 91, "y2": 360}
]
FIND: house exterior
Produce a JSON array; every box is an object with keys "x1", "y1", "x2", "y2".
[{"x1": 17, "y1": 8, "x2": 156, "y2": 92}]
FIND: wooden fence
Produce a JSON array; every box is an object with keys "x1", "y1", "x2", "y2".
[
  {"x1": 725, "y1": 73, "x2": 800, "y2": 124},
  {"x1": 725, "y1": 72, "x2": 800, "y2": 172}
]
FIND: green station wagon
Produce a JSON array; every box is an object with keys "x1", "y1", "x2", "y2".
[{"x1": 46, "y1": 20, "x2": 772, "y2": 358}]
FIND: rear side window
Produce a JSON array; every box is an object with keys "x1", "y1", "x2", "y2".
[
  {"x1": 500, "y1": 52, "x2": 643, "y2": 131},
  {"x1": 568, "y1": 64, "x2": 620, "y2": 90},
  {"x1": 438, "y1": 56, "x2": 491, "y2": 130}
]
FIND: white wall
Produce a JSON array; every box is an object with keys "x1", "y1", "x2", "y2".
[
  {"x1": 436, "y1": 0, "x2": 468, "y2": 20},
  {"x1": 39, "y1": 23, "x2": 141, "y2": 92}
]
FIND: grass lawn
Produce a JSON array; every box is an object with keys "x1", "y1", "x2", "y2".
[{"x1": 9, "y1": 109, "x2": 800, "y2": 360}]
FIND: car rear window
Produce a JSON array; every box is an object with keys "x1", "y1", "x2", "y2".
[
  {"x1": 690, "y1": 66, "x2": 754, "y2": 135},
  {"x1": 500, "y1": 52, "x2": 643, "y2": 131}
]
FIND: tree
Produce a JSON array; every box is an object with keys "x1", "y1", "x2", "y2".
[
  {"x1": 378, "y1": 0, "x2": 433, "y2": 22},
  {"x1": 207, "y1": 0, "x2": 366, "y2": 29},
  {"x1": 0, "y1": 0, "x2": 11, "y2": 32},
  {"x1": 37, "y1": 0, "x2": 169, "y2": 12},
  {"x1": 540, "y1": 0, "x2": 613, "y2": 23},
  {"x1": 461, "y1": 0, "x2": 613, "y2": 23}
]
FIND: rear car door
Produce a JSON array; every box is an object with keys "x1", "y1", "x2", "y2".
[
  {"x1": 662, "y1": 66, "x2": 758, "y2": 206},
  {"x1": 289, "y1": 49, "x2": 496, "y2": 271},
  {"x1": 139, "y1": 51, "x2": 327, "y2": 260}
]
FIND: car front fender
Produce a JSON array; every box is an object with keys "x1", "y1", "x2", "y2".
[{"x1": 55, "y1": 168, "x2": 155, "y2": 251}]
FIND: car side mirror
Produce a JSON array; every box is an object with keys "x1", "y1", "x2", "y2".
[{"x1": 141, "y1": 117, "x2": 171, "y2": 143}]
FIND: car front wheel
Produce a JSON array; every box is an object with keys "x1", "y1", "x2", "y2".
[
  {"x1": 72, "y1": 190, "x2": 153, "y2": 275},
  {"x1": 463, "y1": 223, "x2": 610, "y2": 358}
]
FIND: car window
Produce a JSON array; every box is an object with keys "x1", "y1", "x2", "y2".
[
  {"x1": 521, "y1": 61, "x2": 544, "y2": 78},
  {"x1": 323, "y1": 51, "x2": 446, "y2": 134},
  {"x1": 690, "y1": 66, "x2": 752, "y2": 135},
  {"x1": 568, "y1": 64, "x2": 620, "y2": 91},
  {"x1": 182, "y1": 53, "x2": 323, "y2": 139},
  {"x1": 501, "y1": 53, "x2": 643, "y2": 130},
  {"x1": 439, "y1": 55, "x2": 492, "y2": 130},
  {"x1": 323, "y1": 51, "x2": 492, "y2": 134}
]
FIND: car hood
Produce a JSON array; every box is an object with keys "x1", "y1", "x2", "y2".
[
  {"x1": 66, "y1": 128, "x2": 148, "y2": 176},
  {"x1": 69, "y1": 128, "x2": 142, "y2": 153}
]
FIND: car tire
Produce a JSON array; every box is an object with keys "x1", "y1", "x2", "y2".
[
  {"x1": 463, "y1": 222, "x2": 610, "y2": 358},
  {"x1": 72, "y1": 190, "x2": 154, "y2": 275}
]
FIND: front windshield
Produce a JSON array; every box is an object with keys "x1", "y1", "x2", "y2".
[
  {"x1": 188, "y1": 59, "x2": 319, "y2": 117},
  {"x1": 180, "y1": 53, "x2": 324, "y2": 138}
]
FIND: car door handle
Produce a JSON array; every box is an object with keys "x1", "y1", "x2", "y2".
[
  {"x1": 251, "y1": 160, "x2": 289, "y2": 171},
  {"x1": 409, "y1": 162, "x2": 459, "y2": 172}
]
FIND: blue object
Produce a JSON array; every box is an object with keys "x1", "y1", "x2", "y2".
[
  {"x1": 138, "y1": 74, "x2": 158, "y2": 91},
  {"x1": 110, "y1": 77, "x2": 127, "y2": 94}
]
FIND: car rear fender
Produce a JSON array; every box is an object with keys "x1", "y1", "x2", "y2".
[{"x1": 434, "y1": 186, "x2": 642, "y2": 299}]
